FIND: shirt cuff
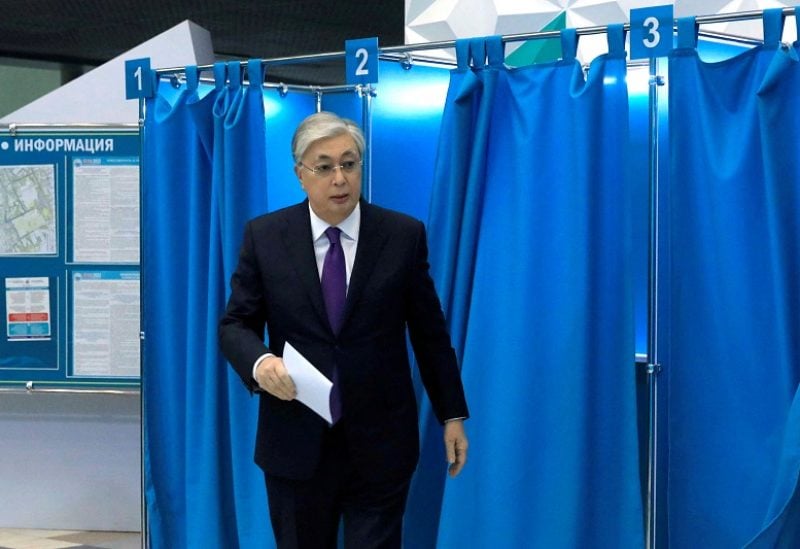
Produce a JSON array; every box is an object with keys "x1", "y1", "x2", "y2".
[
  {"x1": 444, "y1": 417, "x2": 466, "y2": 423},
  {"x1": 252, "y1": 353, "x2": 274, "y2": 381}
]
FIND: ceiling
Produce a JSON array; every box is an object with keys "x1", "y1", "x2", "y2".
[{"x1": 0, "y1": 0, "x2": 405, "y2": 85}]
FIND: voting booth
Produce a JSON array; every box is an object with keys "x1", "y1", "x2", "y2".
[{"x1": 136, "y1": 7, "x2": 800, "y2": 549}]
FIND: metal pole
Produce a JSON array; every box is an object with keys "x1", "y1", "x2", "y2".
[
  {"x1": 315, "y1": 89, "x2": 323, "y2": 112},
  {"x1": 1, "y1": 123, "x2": 138, "y2": 134},
  {"x1": 151, "y1": 7, "x2": 795, "y2": 79},
  {"x1": 645, "y1": 56, "x2": 664, "y2": 549},
  {"x1": 359, "y1": 84, "x2": 375, "y2": 203},
  {"x1": 138, "y1": 94, "x2": 149, "y2": 549},
  {"x1": 0, "y1": 386, "x2": 139, "y2": 395}
]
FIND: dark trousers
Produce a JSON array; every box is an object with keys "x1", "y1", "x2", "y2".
[{"x1": 265, "y1": 423, "x2": 412, "y2": 549}]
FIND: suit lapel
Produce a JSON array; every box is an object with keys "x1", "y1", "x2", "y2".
[
  {"x1": 281, "y1": 201, "x2": 329, "y2": 330},
  {"x1": 343, "y1": 201, "x2": 387, "y2": 326}
]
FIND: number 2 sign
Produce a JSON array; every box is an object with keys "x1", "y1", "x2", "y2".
[
  {"x1": 346, "y1": 37, "x2": 379, "y2": 85},
  {"x1": 630, "y1": 5, "x2": 674, "y2": 59}
]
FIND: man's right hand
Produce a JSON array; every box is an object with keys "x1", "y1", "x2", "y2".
[{"x1": 254, "y1": 356, "x2": 297, "y2": 400}]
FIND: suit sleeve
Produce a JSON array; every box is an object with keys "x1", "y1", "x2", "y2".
[
  {"x1": 405, "y1": 222, "x2": 469, "y2": 424},
  {"x1": 218, "y1": 221, "x2": 271, "y2": 392}
]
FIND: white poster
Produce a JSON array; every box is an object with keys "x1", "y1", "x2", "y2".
[
  {"x1": 72, "y1": 157, "x2": 140, "y2": 263},
  {"x1": 72, "y1": 271, "x2": 140, "y2": 378}
]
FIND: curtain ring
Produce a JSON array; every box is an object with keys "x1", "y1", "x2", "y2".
[{"x1": 401, "y1": 52, "x2": 414, "y2": 71}]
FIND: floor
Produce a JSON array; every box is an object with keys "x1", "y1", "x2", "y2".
[{"x1": 0, "y1": 529, "x2": 141, "y2": 549}]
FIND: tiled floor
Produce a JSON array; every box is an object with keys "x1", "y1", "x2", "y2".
[{"x1": 0, "y1": 529, "x2": 141, "y2": 549}]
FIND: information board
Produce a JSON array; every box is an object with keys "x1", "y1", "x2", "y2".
[{"x1": 0, "y1": 130, "x2": 140, "y2": 388}]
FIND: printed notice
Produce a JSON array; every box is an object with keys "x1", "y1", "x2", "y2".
[
  {"x1": 72, "y1": 271, "x2": 140, "y2": 377},
  {"x1": 72, "y1": 157, "x2": 140, "y2": 263},
  {"x1": 5, "y1": 277, "x2": 52, "y2": 340},
  {"x1": 0, "y1": 165, "x2": 57, "y2": 255}
]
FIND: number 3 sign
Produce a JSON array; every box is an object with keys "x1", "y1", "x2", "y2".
[
  {"x1": 346, "y1": 37, "x2": 379, "y2": 85},
  {"x1": 630, "y1": 5, "x2": 674, "y2": 59}
]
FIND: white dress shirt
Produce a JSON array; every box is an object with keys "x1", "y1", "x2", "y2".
[{"x1": 309, "y1": 202, "x2": 360, "y2": 287}]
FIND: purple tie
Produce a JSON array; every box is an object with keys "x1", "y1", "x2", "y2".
[
  {"x1": 321, "y1": 226, "x2": 345, "y2": 422},
  {"x1": 321, "y1": 227, "x2": 346, "y2": 334}
]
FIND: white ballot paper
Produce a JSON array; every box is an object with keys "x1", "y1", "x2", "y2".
[{"x1": 282, "y1": 341, "x2": 334, "y2": 423}]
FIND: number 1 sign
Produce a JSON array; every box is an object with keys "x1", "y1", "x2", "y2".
[{"x1": 125, "y1": 58, "x2": 153, "y2": 99}]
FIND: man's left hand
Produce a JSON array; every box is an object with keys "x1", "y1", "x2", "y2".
[{"x1": 444, "y1": 419, "x2": 468, "y2": 478}]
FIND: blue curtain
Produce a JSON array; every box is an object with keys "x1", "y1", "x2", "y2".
[
  {"x1": 143, "y1": 60, "x2": 272, "y2": 548},
  {"x1": 667, "y1": 11, "x2": 800, "y2": 548},
  {"x1": 420, "y1": 29, "x2": 644, "y2": 548}
]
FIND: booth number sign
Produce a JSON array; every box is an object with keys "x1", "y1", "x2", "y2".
[
  {"x1": 346, "y1": 37, "x2": 379, "y2": 85},
  {"x1": 630, "y1": 5, "x2": 674, "y2": 59},
  {"x1": 125, "y1": 58, "x2": 154, "y2": 99}
]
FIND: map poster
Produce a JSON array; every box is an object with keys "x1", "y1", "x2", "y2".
[
  {"x1": 5, "y1": 276, "x2": 52, "y2": 341},
  {"x1": 0, "y1": 165, "x2": 57, "y2": 256}
]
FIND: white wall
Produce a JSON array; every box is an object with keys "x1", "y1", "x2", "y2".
[
  {"x1": 0, "y1": 392, "x2": 141, "y2": 532},
  {"x1": 1, "y1": 19, "x2": 214, "y2": 124},
  {"x1": 404, "y1": 0, "x2": 799, "y2": 64}
]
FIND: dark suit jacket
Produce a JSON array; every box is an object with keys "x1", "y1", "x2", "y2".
[{"x1": 219, "y1": 199, "x2": 468, "y2": 483}]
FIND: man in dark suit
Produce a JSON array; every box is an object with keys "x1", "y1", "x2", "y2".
[{"x1": 219, "y1": 111, "x2": 468, "y2": 548}]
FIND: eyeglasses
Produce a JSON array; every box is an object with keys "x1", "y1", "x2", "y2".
[{"x1": 299, "y1": 160, "x2": 362, "y2": 178}]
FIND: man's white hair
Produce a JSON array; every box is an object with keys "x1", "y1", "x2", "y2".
[{"x1": 291, "y1": 111, "x2": 365, "y2": 163}]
